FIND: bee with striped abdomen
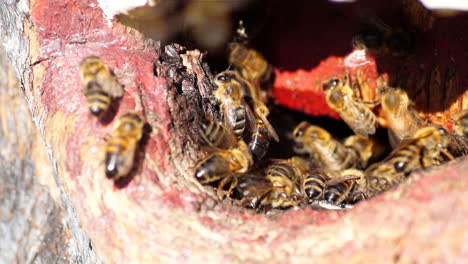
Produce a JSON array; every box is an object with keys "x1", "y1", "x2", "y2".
[
  {"x1": 292, "y1": 122, "x2": 360, "y2": 171},
  {"x1": 105, "y1": 113, "x2": 144, "y2": 179},
  {"x1": 212, "y1": 71, "x2": 278, "y2": 162},
  {"x1": 302, "y1": 168, "x2": 363, "y2": 205},
  {"x1": 194, "y1": 139, "x2": 253, "y2": 198},
  {"x1": 323, "y1": 169, "x2": 363, "y2": 205},
  {"x1": 212, "y1": 71, "x2": 254, "y2": 139},
  {"x1": 80, "y1": 56, "x2": 124, "y2": 117},
  {"x1": 302, "y1": 168, "x2": 331, "y2": 201},
  {"x1": 350, "y1": 126, "x2": 454, "y2": 201},
  {"x1": 238, "y1": 157, "x2": 308, "y2": 210}
]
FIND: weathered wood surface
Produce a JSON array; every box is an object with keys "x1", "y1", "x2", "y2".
[
  {"x1": 1, "y1": 1, "x2": 468, "y2": 263},
  {"x1": 0, "y1": 50, "x2": 102, "y2": 263}
]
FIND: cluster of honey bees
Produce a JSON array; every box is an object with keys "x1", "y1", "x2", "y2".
[
  {"x1": 78, "y1": 18, "x2": 468, "y2": 213},
  {"x1": 193, "y1": 21, "x2": 468, "y2": 212},
  {"x1": 80, "y1": 56, "x2": 145, "y2": 180}
]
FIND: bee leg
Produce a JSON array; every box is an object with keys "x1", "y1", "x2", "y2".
[
  {"x1": 216, "y1": 176, "x2": 232, "y2": 200},
  {"x1": 256, "y1": 203, "x2": 271, "y2": 214},
  {"x1": 225, "y1": 177, "x2": 238, "y2": 199},
  {"x1": 241, "y1": 197, "x2": 258, "y2": 208},
  {"x1": 336, "y1": 186, "x2": 352, "y2": 205},
  {"x1": 441, "y1": 149, "x2": 455, "y2": 161},
  {"x1": 348, "y1": 191, "x2": 367, "y2": 204}
]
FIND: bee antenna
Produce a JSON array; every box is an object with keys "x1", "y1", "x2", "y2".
[{"x1": 235, "y1": 20, "x2": 249, "y2": 43}]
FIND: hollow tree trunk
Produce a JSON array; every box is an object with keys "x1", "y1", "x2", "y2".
[{"x1": 1, "y1": 1, "x2": 468, "y2": 264}]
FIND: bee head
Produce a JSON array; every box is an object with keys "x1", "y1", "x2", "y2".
[
  {"x1": 323, "y1": 77, "x2": 340, "y2": 91},
  {"x1": 436, "y1": 127, "x2": 452, "y2": 148},
  {"x1": 382, "y1": 88, "x2": 409, "y2": 112},
  {"x1": 307, "y1": 125, "x2": 331, "y2": 141},
  {"x1": 292, "y1": 121, "x2": 310, "y2": 139},
  {"x1": 393, "y1": 160, "x2": 407, "y2": 172},
  {"x1": 214, "y1": 71, "x2": 235, "y2": 83},
  {"x1": 437, "y1": 127, "x2": 448, "y2": 136}
]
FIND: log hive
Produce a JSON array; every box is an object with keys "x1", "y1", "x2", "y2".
[{"x1": 1, "y1": 0, "x2": 468, "y2": 263}]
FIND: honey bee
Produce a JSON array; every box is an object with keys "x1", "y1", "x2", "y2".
[
  {"x1": 381, "y1": 88, "x2": 427, "y2": 147},
  {"x1": 247, "y1": 118, "x2": 272, "y2": 163},
  {"x1": 343, "y1": 135, "x2": 374, "y2": 168},
  {"x1": 323, "y1": 169, "x2": 363, "y2": 205},
  {"x1": 302, "y1": 168, "x2": 331, "y2": 201},
  {"x1": 323, "y1": 76, "x2": 377, "y2": 138},
  {"x1": 80, "y1": 56, "x2": 124, "y2": 116},
  {"x1": 350, "y1": 126, "x2": 454, "y2": 201},
  {"x1": 194, "y1": 140, "x2": 253, "y2": 198},
  {"x1": 249, "y1": 100, "x2": 279, "y2": 142},
  {"x1": 105, "y1": 113, "x2": 144, "y2": 179},
  {"x1": 348, "y1": 162, "x2": 399, "y2": 203},
  {"x1": 229, "y1": 21, "x2": 273, "y2": 91},
  {"x1": 212, "y1": 71, "x2": 278, "y2": 144},
  {"x1": 453, "y1": 109, "x2": 468, "y2": 138},
  {"x1": 237, "y1": 157, "x2": 308, "y2": 210},
  {"x1": 292, "y1": 121, "x2": 360, "y2": 171},
  {"x1": 212, "y1": 71, "x2": 253, "y2": 139},
  {"x1": 198, "y1": 118, "x2": 236, "y2": 149},
  {"x1": 302, "y1": 168, "x2": 363, "y2": 205}
]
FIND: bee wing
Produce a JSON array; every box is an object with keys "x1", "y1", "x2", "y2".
[
  {"x1": 387, "y1": 129, "x2": 401, "y2": 148},
  {"x1": 451, "y1": 109, "x2": 468, "y2": 121},
  {"x1": 222, "y1": 99, "x2": 237, "y2": 133},
  {"x1": 237, "y1": 176, "x2": 273, "y2": 198},
  {"x1": 97, "y1": 74, "x2": 124, "y2": 98},
  {"x1": 256, "y1": 111, "x2": 279, "y2": 142},
  {"x1": 250, "y1": 100, "x2": 279, "y2": 142},
  {"x1": 325, "y1": 175, "x2": 361, "y2": 186},
  {"x1": 338, "y1": 100, "x2": 376, "y2": 138},
  {"x1": 244, "y1": 100, "x2": 258, "y2": 133}
]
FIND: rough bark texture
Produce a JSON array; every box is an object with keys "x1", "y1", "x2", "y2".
[
  {"x1": 1, "y1": 0, "x2": 468, "y2": 263},
  {"x1": 0, "y1": 46, "x2": 102, "y2": 263}
]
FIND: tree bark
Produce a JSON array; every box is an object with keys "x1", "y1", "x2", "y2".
[{"x1": 1, "y1": 1, "x2": 468, "y2": 263}]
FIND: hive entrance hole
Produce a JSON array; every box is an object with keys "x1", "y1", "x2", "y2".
[{"x1": 183, "y1": 0, "x2": 402, "y2": 212}]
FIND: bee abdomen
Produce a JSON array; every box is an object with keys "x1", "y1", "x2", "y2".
[
  {"x1": 248, "y1": 122, "x2": 270, "y2": 162},
  {"x1": 194, "y1": 154, "x2": 229, "y2": 183},
  {"x1": 304, "y1": 171, "x2": 327, "y2": 200},
  {"x1": 199, "y1": 119, "x2": 227, "y2": 148},
  {"x1": 105, "y1": 152, "x2": 122, "y2": 179},
  {"x1": 105, "y1": 136, "x2": 131, "y2": 179},
  {"x1": 231, "y1": 107, "x2": 247, "y2": 138},
  {"x1": 267, "y1": 163, "x2": 295, "y2": 180},
  {"x1": 84, "y1": 82, "x2": 111, "y2": 116},
  {"x1": 323, "y1": 183, "x2": 347, "y2": 203}
]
